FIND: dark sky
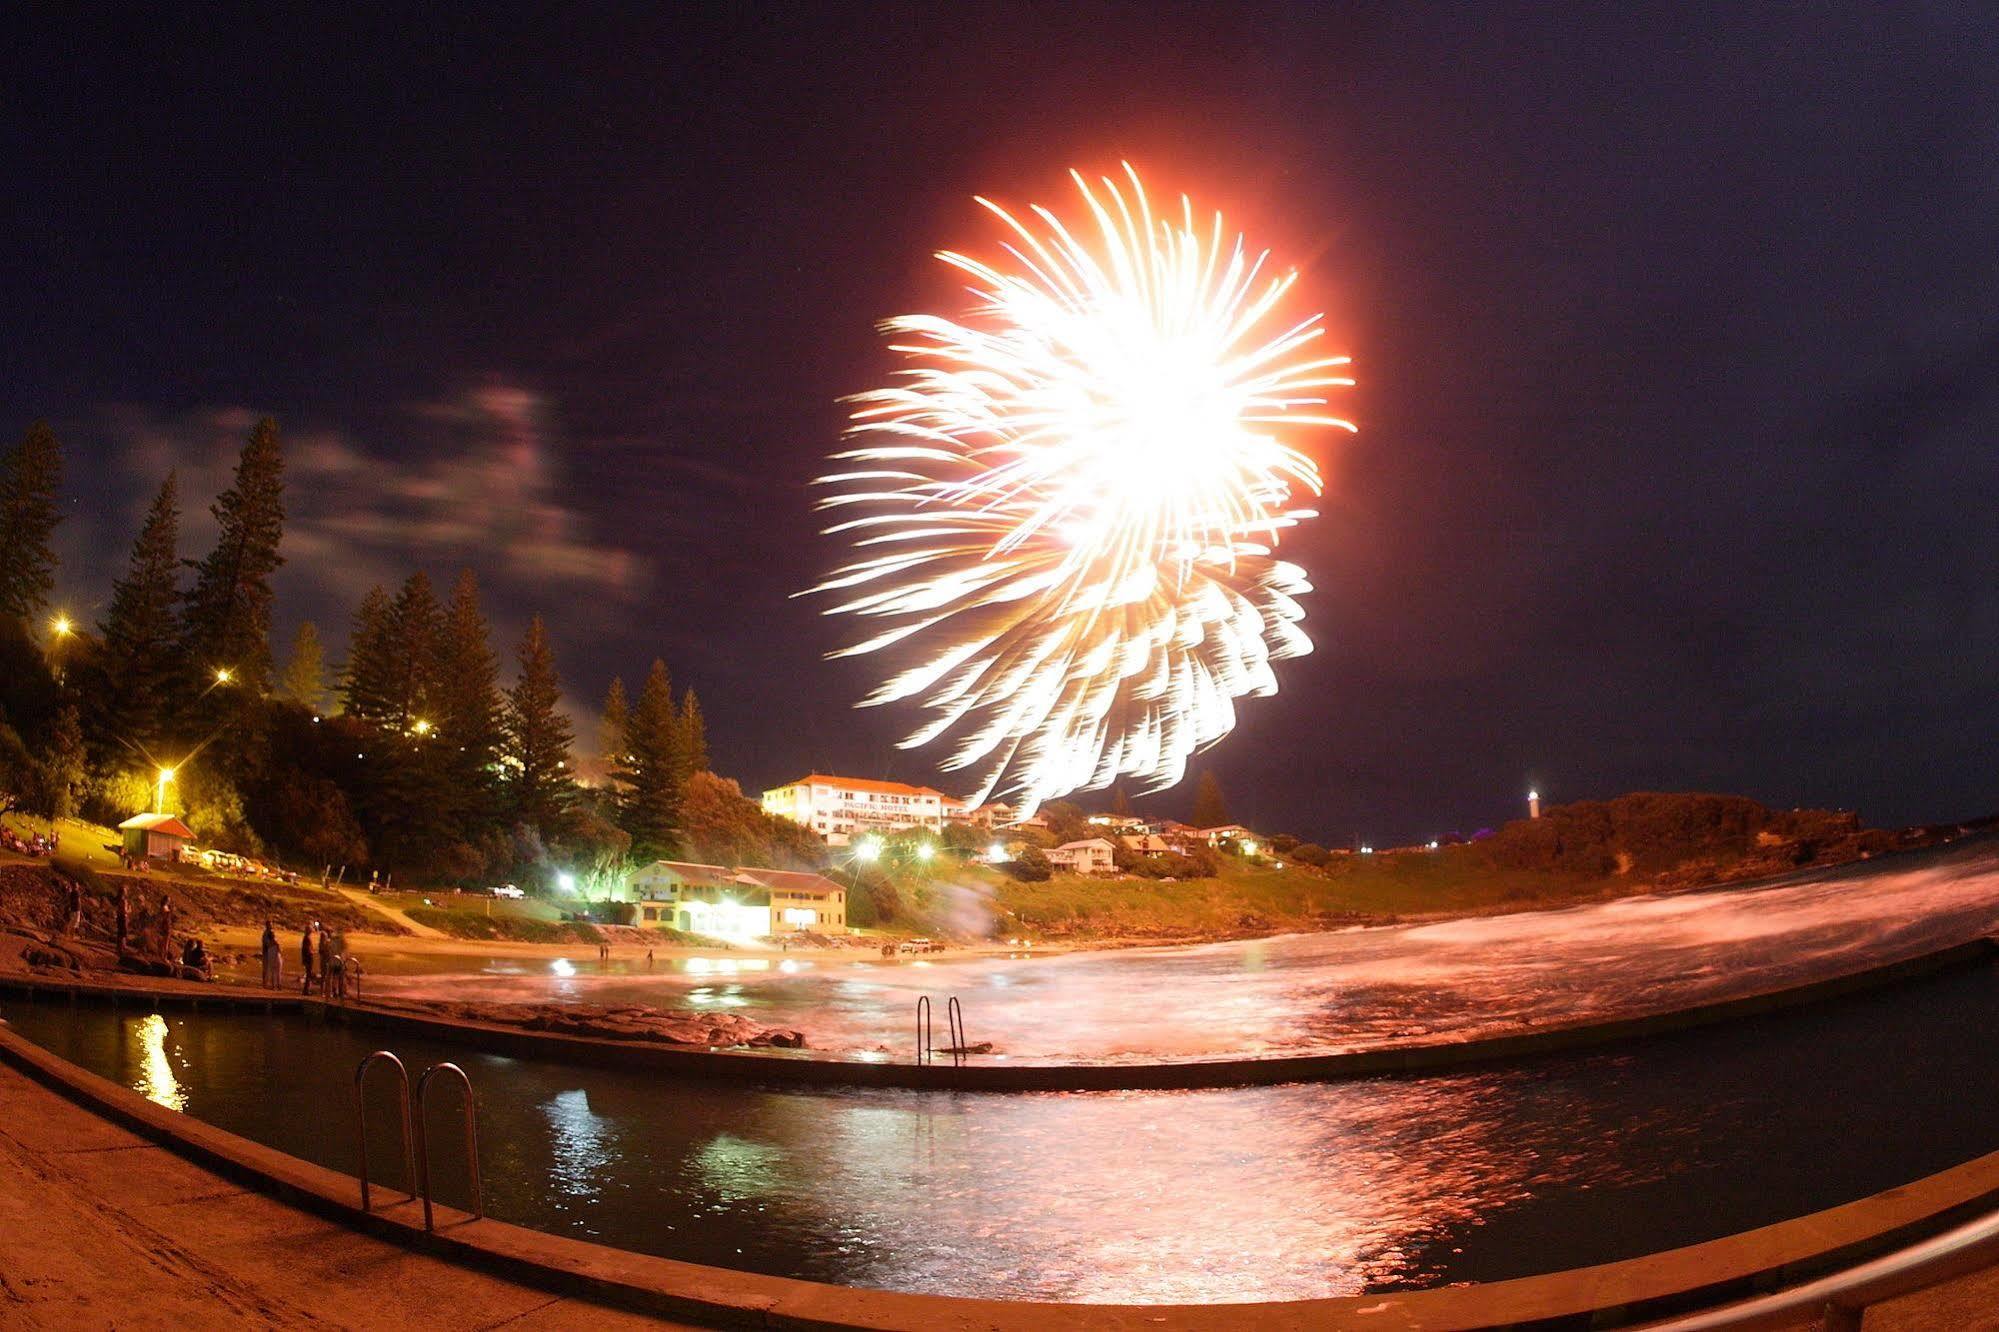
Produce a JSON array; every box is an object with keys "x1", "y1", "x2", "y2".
[{"x1": 5, "y1": 4, "x2": 1997, "y2": 845}]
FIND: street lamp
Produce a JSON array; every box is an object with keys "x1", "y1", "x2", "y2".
[
  {"x1": 915, "y1": 842, "x2": 934, "y2": 862},
  {"x1": 48, "y1": 614, "x2": 73, "y2": 684},
  {"x1": 853, "y1": 838, "x2": 880, "y2": 863},
  {"x1": 156, "y1": 766, "x2": 177, "y2": 813},
  {"x1": 214, "y1": 667, "x2": 233, "y2": 685},
  {"x1": 412, "y1": 718, "x2": 432, "y2": 736}
]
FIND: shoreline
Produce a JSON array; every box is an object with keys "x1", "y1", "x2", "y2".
[{"x1": 5, "y1": 927, "x2": 1995, "y2": 1092}]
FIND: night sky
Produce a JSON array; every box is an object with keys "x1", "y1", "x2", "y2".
[{"x1": 5, "y1": 5, "x2": 1996, "y2": 846}]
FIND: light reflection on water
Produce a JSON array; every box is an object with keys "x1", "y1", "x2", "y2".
[
  {"x1": 365, "y1": 837, "x2": 1999, "y2": 1061},
  {"x1": 131, "y1": 1012, "x2": 186, "y2": 1111},
  {"x1": 10, "y1": 962, "x2": 1999, "y2": 1303},
  {"x1": 541, "y1": 1088, "x2": 613, "y2": 1224}
]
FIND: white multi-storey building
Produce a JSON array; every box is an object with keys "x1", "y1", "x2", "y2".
[{"x1": 761, "y1": 773, "x2": 953, "y2": 846}]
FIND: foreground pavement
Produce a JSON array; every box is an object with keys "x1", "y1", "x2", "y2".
[{"x1": 0, "y1": 1059, "x2": 688, "y2": 1330}]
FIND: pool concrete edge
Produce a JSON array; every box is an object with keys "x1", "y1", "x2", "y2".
[{"x1": 6, "y1": 1018, "x2": 1999, "y2": 1329}]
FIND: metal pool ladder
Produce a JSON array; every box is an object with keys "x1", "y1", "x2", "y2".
[
  {"x1": 914, "y1": 995, "x2": 969, "y2": 1067},
  {"x1": 353, "y1": 1050, "x2": 484, "y2": 1230}
]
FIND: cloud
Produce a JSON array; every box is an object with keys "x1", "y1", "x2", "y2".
[{"x1": 99, "y1": 383, "x2": 644, "y2": 616}]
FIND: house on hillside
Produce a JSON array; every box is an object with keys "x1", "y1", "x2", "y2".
[
  {"x1": 626, "y1": 860, "x2": 847, "y2": 936},
  {"x1": 760, "y1": 773, "x2": 953, "y2": 846},
  {"x1": 1047, "y1": 838, "x2": 1117, "y2": 875},
  {"x1": 1194, "y1": 824, "x2": 1256, "y2": 848},
  {"x1": 1119, "y1": 833, "x2": 1174, "y2": 857},
  {"x1": 118, "y1": 813, "x2": 193, "y2": 862}
]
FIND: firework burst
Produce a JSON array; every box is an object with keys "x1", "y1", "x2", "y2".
[{"x1": 808, "y1": 164, "x2": 1354, "y2": 812}]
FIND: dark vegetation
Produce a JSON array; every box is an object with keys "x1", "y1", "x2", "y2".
[{"x1": 0, "y1": 418, "x2": 829, "y2": 897}]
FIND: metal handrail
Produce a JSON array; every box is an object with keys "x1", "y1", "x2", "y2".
[
  {"x1": 414, "y1": 1061, "x2": 483, "y2": 1232},
  {"x1": 1634, "y1": 1197, "x2": 1999, "y2": 1330},
  {"x1": 946, "y1": 995, "x2": 966, "y2": 1068},
  {"x1": 915, "y1": 995, "x2": 932, "y2": 1066},
  {"x1": 353, "y1": 1050, "x2": 416, "y2": 1212}
]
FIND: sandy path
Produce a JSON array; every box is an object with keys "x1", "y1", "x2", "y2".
[{"x1": 330, "y1": 886, "x2": 447, "y2": 938}]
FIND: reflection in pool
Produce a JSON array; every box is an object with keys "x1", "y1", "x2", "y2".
[{"x1": 8, "y1": 956, "x2": 1999, "y2": 1303}]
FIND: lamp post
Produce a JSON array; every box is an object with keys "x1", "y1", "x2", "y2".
[{"x1": 48, "y1": 613, "x2": 72, "y2": 684}]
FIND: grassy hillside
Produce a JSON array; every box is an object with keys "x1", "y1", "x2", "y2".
[{"x1": 887, "y1": 792, "x2": 1966, "y2": 943}]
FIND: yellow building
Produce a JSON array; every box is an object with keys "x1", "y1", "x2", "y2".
[{"x1": 628, "y1": 861, "x2": 848, "y2": 937}]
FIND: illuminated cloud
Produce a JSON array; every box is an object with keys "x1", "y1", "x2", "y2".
[{"x1": 102, "y1": 384, "x2": 643, "y2": 611}]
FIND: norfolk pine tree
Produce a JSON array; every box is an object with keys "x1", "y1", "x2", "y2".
[
  {"x1": 0, "y1": 421, "x2": 64, "y2": 624},
  {"x1": 91, "y1": 472, "x2": 182, "y2": 759},
  {"x1": 279, "y1": 621, "x2": 330, "y2": 712},
  {"x1": 677, "y1": 687, "x2": 709, "y2": 778},
  {"x1": 342, "y1": 587, "x2": 397, "y2": 723},
  {"x1": 431, "y1": 570, "x2": 506, "y2": 826},
  {"x1": 503, "y1": 615, "x2": 576, "y2": 838},
  {"x1": 180, "y1": 416, "x2": 285, "y2": 694},
  {"x1": 616, "y1": 659, "x2": 682, "y2": 860},
  {"x1": 1190, "y1": 770, "x2": 1231, "y2": 829}
]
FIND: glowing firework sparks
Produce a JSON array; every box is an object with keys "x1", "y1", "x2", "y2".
[{"x1": 808, "y1": 164, "x2": 1354, "y2": 812}]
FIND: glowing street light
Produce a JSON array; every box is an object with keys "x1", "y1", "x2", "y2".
[
  {"x1": 987, "y1": 842, "x2": 1006, "y2": 862},
  {"x1": 556, "y1": 871, "x2": 576, "y2": 894},
  {"x1": 48, "y1": 613, "x2": 74, "y2": 683},
  {"x1": 412, "y1": 718, "x2": 433, "y2": 736},
  {"x1": 156, "y1": 766, "x2": 177, "y2": 813},
  {"x1": 213, "y1": 667, "x2": 233, "y2": 685},
  {"x1": 915, "y1": 842, "x2": 934, "y2": 862},
  {"x1": 853, "y1": 838, "x2": 881, "y2": 863}
]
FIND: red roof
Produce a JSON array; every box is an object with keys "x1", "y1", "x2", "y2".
[
  {"x1": 118, "y1": 813, "x2": 194, "y2": 839},
  {"x1": 735, "y1": 867, "x2": 844, "y2": 898},
  {"x1": 774, "y1": 773, "x2": 952, "y2": 799},
  {"x1": 639, "y1": 861, "x2": 844, "y2": 899}
]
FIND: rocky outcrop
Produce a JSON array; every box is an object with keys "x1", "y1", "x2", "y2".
[{"x1": 360, "y1": 997, "x2": 807, "y2": 1049}]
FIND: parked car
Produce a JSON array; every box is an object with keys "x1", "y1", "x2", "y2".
[
  {"x1": 899, "y1": 937, "x2": 943, "y2": 954},
  {"x1": 491, "y1": 884, "x2": 525, "y2": 899}
]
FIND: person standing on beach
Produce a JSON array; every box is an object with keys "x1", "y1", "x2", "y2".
[
  {"x1": 300, "y1": 923, "x2": 317, "y2": 994},
  {"x1": 261, "y1": 919, "x2": 282, "y2": 989},
  {"x1": 158, "y1": 897, "x2": 175, "y2": 960},
  {"x1": 116, "y1": 885, "x2": 129, "y2": 950}
]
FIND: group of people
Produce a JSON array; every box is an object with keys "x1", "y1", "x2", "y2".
[
  {"x1": 1, "y1": 825, "x2": 58, "y2": 857},
  {"x1": 269, "y1": 919, "x2": 355, "y2": 999}
]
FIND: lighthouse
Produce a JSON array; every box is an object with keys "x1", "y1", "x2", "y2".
[{"x1": 1528, "y1": 788, "x2": 1541, "y2": 820}]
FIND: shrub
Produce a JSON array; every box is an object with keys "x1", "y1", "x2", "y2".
[
  {"x1": 1008, "y1": 847, "x2": 1053, "y2": 882},
  {"x1": 1289, "y1": 843, "x2": 1331, "y2": 867}
]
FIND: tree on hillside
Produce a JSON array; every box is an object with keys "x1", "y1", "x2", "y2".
[
  {"x1": 598, "y1": 676, "x2": 629, "y2": 770},
  {"x1": 1110, "y1": 784, "x2": 1133, "y2": 817},
  {"x1": 180, "y1": 416, "x2": 285, "y2": 691},
  {"x1": 384, "y1": 571, "x2": 444, "y2": 729},
  {"x1": 341, "y1": 587, "x2": 396, "y2": 722},
  {"x1": 677, "y1": 687, "x2": 708, "y2": 778},
  {"x1": 38, "y1": 704, "x2": 86, "y2": 820},
  {"x1": 91, "y1": 472, "x2": 182, "y2": 759},
  {"x1": 1190, "y1": 770, "x2": 1231, "y2": 828},
  {"x1": 0, "y1": 421, "x2": 64, "y2": 624},
  {"x1": 502, "y1": 616, "x2": 575, "y2": 839},
  {"x1": 430, "y1": 570, "x2": 504, "y2": 815},
  {"x1": 279, "y1": 621, "x2": 329, "y2": 712},
  {"x1": 1042, "y1": 800, "x2": 1089, "y2": 844},
  {"x1": 616, "y1": 659, "x2": 682, "y2": 860}
]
